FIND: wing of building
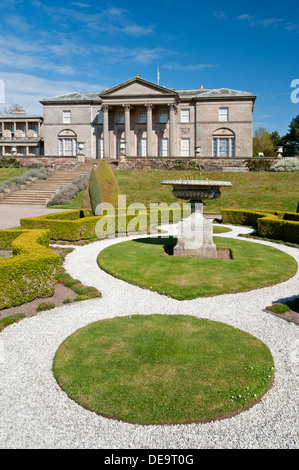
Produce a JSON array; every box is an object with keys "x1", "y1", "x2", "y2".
[{"x1": 37, "y1": 75, "x2": 256, "y2": 160}]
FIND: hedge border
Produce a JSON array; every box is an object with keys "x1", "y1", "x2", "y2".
[
  {"x1": 221, "y1": 209, "x2": 299, "y2": 244},
  {"x1": 20, "y1": 207, "x2": 185, "y2": 241},
  {"x1": 0, "y1": 228, "x2": 60, "y2": 309}
]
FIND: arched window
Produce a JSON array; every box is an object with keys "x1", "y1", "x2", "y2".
[
  {"x1": 58, "y1": 129, "x2": 77, "y2": 156},
  {"x1": 212, "y1": 128, "x2": 235, "y2": 157}
]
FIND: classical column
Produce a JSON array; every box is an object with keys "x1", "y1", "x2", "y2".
[
  {"x1": 145, "y1": 103, "x2": 153, "y2": 157},
  {"x1": 123, "y1": 104, "x2": 131, "y2": 156},
  {"x1": 102, "y1": 104, "x2": 109, "y2": 158},
  {"x1": 168, "y1": 104, "x2": 177, "y2": 157}
]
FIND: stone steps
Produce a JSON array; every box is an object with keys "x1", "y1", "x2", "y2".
[{"x1": 0, "y1": 162, "x2": 93, "y2": 206}]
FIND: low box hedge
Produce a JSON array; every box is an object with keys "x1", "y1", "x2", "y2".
[
  {"x1": 0, "y1": 229, "x2": 60, "y2": 309},
  {"x1": 20, "y1": 206, "x2": 184, "y2": 241},
  {"x1": 221, "y1": 209, "x2": 299, "y2": 244}
]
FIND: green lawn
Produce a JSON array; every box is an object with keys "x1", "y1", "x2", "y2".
[
  {"x1": 53, "y1": 314, "x2": 274, "y2": 424},
  {"x1": 98, "y1": 236, "x2": 297, "y2": 300},
  {"x1": 114, "y1": 170, "x2": 299, "y2": 213},
  {"x1": 0, "y1": 168, "x2": 29, "y2": 183}
]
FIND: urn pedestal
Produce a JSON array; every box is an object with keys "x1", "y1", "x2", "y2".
[{"x1": 161, "y1": 180, "x2": 232, "y2": 258}]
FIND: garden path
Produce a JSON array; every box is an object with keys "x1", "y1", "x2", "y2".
[{"x1": 0, "y1": 224, "x2": 298, "y2": 449}]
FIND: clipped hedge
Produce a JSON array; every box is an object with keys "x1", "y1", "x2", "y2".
[
  {"x1": 0, "y1": 229, "x2": 60, "y2": 309},
  {"x1": 20, "y1": 206, "x2": 184, "y2": 241},
  {"x1": 221, "y1": 209, "x2": 299, "y2": 244}
]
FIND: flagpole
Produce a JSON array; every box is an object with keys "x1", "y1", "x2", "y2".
[{"x1": 157, "y1": 66, "x2": 160, "y2": 85}]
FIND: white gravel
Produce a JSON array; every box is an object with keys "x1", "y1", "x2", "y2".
[{"x1": 0, "y1": 224, "x2": 298, "y2": 449}]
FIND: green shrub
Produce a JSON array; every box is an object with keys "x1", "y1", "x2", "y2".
[
  {"x1": 266, "y1": 303, "x2": 290, "y2": 314},
  {"x1": 0, "y1": 229, "x2": 60, "y2": 309},
  {"x1": 244, "y1": 158, "x2": 272, "y2": 172},
  {"x1": 37, "y1": 301, "x2": 56, "y2": 312},
  {"x1": 0, "y1": 156, "x2": 21, "y2": 168},
  {"x1": 173, "y1": 159, "x2": 206, "y2": 171}
]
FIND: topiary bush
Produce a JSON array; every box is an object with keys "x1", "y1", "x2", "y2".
[{"x1": 87, "y1": 160, "x2": 122, "y2": 215}]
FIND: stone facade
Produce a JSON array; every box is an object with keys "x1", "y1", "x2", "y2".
[
  {"x1": 40, "y1": 75, "x2": 256, "y2": 161},
  {"x1": 0, "y1": 111, "x2": 43, "y2": 157}
]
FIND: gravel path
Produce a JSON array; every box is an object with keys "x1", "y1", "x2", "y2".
[{"x1": 0, "y1": 225, "x2": 298, "y2": 449}]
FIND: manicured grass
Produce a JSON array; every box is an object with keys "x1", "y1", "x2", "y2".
[
  {"x1": 114, "y1": 170, "x2": 299, "y2": 213},
  {"x1": 0, "y1": 168, "x2": 28, "y2": 183},
  {"x1": 98, "y1": 236, "x2": 297, "y2": 300},
  {"x1": 52, "y1": 314, "x2": 274, "y2": 424}
]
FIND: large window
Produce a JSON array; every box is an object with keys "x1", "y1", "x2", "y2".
[
  {"x1": 138, "y1": 138, "x2": 147, "y2": 156},
  {"x1": 219, "y1": 107, "x2": 229, "y2": 122},
  {"x1": 59, "y1": 137, "x2": 77, "y2": 156},
  {"x1": 63, "y1": 111, "x2": 71, "y2": 124},
  {"x1": 213, "y1": 137, "x2": 235, "y2": 157},
  {"x1": 159, "y1": 138, "x2": 168, "y2": 156},
  {"x1": 181, "y1": 109, "x2": 190, "y2": 123},
  {"x1": 181, "y1": 138, "x2": 190, "y2": 157}
]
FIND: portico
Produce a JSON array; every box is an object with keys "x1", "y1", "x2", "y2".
[{"x1": 98, "y1": 76, "x2": 178, "y2": 158}]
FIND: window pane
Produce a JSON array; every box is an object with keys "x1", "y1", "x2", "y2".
[
  {"x1": 213, "y1": 138, "x2": 218, "y2": 157},
  {"x1": 219, "y1": 138, "x2": 229, "y2": 157},
  {"x1": 138, "y1": 138, "x2": 147, "y2": 156},
  {"x1": 219, "y1": 107, "x2": 229, "y2": 122},
  {"x1": 98, "y1": 110, "x2": 103, "y2": 124},
  {"x1": 159, "y1": 138, "x2": 168, "y2": 156},
  {"x1": 181, "y1": 138, "x2": 190, "y2": 156},
  {"x1": 118, "y1": 113, "x2": 125, "y2": 123},
  {"x1": 231, "y1": 138, "x2": 235, "y2": 157},
  {"x1": 159, "y1": 112, "x2": 168, "y2": 123},
  {"x1": 181, "y1": 109, "x2": 190, "y2": 123},
  {"x1": 63, "y1": 111, "x2": 71, "y2": 124},
  {"x1": 138, "y1": 112, "x2": 147, "y2": 123}
]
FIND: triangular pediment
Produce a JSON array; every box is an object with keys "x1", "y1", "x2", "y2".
[{"x1": 100, "y1": 76, "x2": 177, "y2": 98}]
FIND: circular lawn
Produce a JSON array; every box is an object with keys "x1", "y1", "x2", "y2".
[
  {"x1": 97, "y1": 236, "x2": 297, "y2": 300},
  {"x1": 53, "y1": 315, "x2": 274, "y2": 425}
]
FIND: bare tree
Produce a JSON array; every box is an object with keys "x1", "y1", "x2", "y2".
[{"x1": 2, "y1": 103, "x2": 25, "y2": 114}]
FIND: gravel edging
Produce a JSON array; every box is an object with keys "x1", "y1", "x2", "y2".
[{"x1": 0, "y1": 224, "x2": 298, "y2": 449}]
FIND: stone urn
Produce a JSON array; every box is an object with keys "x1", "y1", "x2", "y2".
[{"x1": 161, "y1": 179, "x2": 232, "y2": 258}]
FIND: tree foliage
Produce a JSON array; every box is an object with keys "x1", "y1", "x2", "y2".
[{"x1": 253, "y1": 127, "x2": 276, "y2": 157}]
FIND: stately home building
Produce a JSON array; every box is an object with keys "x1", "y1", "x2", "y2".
[
  {"x1": 0, "y1": 111, "x2": 43, "y2": 157},
  {"x1": 40, "y1": 75, "x2": 256, "y2": 160}
]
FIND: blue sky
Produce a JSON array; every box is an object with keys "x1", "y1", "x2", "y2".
[{"x1": 0, "y1": 0, "x2": 298, "y2": 136}]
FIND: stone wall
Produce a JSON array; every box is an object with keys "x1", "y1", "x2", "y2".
[
  {"x1": 118, "y1": 156, "x2": 280, "y2": 172},
  {"x1": 15, "y1": 156, "x2": 79, "y2": 170}
]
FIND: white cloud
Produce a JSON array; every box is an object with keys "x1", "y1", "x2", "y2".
[{"x1": 0, "y1": 72, "x2": 103, "y2": 114}]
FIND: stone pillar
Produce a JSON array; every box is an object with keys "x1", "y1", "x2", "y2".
[
  {"x1": 102, "y1": 104, "x2": 109, "y2": 158},
  {"x1": 145, "y1": 103, "x2": 153, "y2": 157},
  {"x1": 123, "y1": 104, "x2": 131, "y2": 156},
  {"x1": 169, "y1": 104, "x2": 177, "y2": 157}
]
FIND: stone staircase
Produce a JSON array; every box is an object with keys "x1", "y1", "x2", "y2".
[{"x1": 0, "y1": 161, "x2": 94, "y2": 206}]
